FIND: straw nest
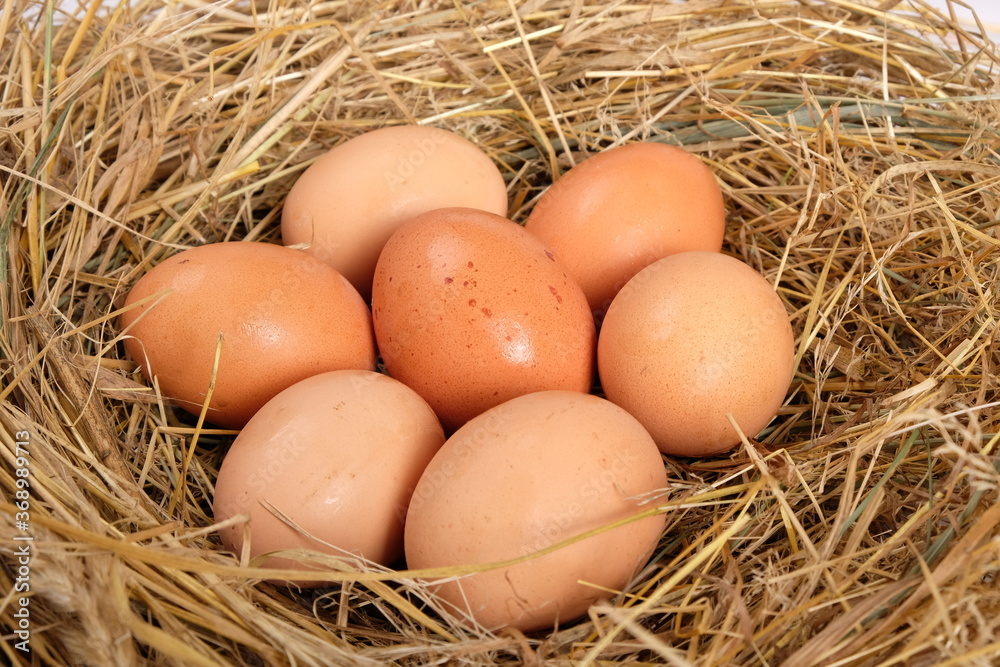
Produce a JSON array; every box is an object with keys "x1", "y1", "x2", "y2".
[{"x1": 2, "y1": 0, "x2": 1000, "y2": 664}]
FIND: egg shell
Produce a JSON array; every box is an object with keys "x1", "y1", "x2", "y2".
[
  {"x1": 281, "y1": 125, "x2": 509, "y2": 300},
  {"x1": 404, "y1": 390, "x2": 667, "y2": 632},
  {"x1": 371, "y1": 207, "x2": 596, "y2": 431},
  {"x1": 598, "y1": 251, "x2": 796, "y2": 457},
  {"x1": 214, "y1": 370, "x2": 445, "y2": 585},
  {"x1": 120, "y1": 242, "x2": 376, "y2": 429},
  {"x1": 524, "y1": 142, "x2": 726, "y2": 317}
]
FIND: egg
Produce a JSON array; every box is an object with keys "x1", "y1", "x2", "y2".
[
  {"x1": 524, "y1": 142, "x2": 726, "y2": 318},
  {"x1": 281, "y1": 125, "x2": 509, "y2": 299},
  {"x1": 214, "y1": 370, "x2": 445, "y2": 584},
  {"x1": 404, "y1": 390, "x2": 667, "y2": 632},
  {"x1": 371, "y1": 207, "x2": 596, "y2": 431},
  {"x1": 120, "y1": 242, "x2": 376, "y2": 429},
  {"x1": 598, "y1": 251, "x2": 795, "y2": 457}
]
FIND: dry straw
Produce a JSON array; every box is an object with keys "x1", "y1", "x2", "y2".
[{"x1": 2, "y1": 0, "x2": 1000, "y2": 664}]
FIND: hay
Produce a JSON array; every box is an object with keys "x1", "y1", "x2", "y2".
[{"x1": 2, "y1": 0, "x2": 1000, "y2": 664}]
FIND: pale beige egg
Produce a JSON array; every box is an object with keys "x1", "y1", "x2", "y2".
[
  {"x1": 281, "y1": 125, "x2": 508, "y2": 300},
  {"x1": 404, "y1": 390, "x2": 666, "y2": 631},
  {"x1": 214, "y1": 370, "x2": 445, "y2": 586}
]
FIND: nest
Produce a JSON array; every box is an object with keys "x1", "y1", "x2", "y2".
[{"x1": 2, "y1": 0, "x2": 1000, "y2": 664}]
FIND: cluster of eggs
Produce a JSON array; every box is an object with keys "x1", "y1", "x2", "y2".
[{"x1": 120, "y1": 126, "x2": 795, "y2": 632}]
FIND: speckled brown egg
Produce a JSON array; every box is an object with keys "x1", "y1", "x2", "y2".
[
  {"x1": 598, "y1": 251, "x2": 796, "y2": 457},
  {"x1": 120, "y1": 242, "x2": 376, "y2": 429},
  {"x1": 214, "y1": 370, "x2": 445, "y2": 585},
  {"x1": 371, "y1": 207, "x2": 596, "y2": 431},
  {"x1": 404, "y1": 390, "x2": 667, "y2": 632},
  {"x1": 281, "y1": 125, "x2": 509, "y2": 300},
  {"x1": 524, "y1": 142, "x2": 726, "y2": 318}
]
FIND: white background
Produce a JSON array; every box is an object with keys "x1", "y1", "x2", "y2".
[{"x1": 925, "y1": 0, "x2": 1000, "y2": 32}]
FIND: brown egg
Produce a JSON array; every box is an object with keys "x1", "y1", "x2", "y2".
[
  {"x1": 524, "y1": 142, "x2": 726, "y2": 318},
  {"x1": 120, "y1": 242, "x2": 376, "y2": 429},
  {"x1": 598, "y1": 251, "x2": 795, "y2": 457},
  {"x1": 281, "y1": 125, "x2": 509, "y2": 300},
  {"x1": 214, "y1": 370, "x2": 445, "y2": 585},
  {"x1": 371, "y1": 207, "x2": 596, "y2": 431},
  {"x1": 404, "y1": 390, "x2": 667, "y2": 632}
]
